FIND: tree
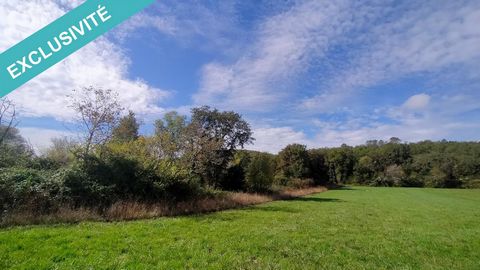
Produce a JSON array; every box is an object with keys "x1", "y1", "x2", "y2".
[
  {"x1": 154, "y1": 111, "x2": 187, "y2": 160},
  {"x1": 355, "y1": 156, "x2": 375, "y2": 184},
  {"x1": 155, "y1": 111, "x2": 187, "y2": 140},
  {"x1": 245, "y1": 152, "x2": 275, "y2": 192},
  {"x1": 383, "y1": 164, "x2": 407, "y2": 187},
  {"x1": 0, "y1": 98, "x2": 18, "y2": 146},
  {"x1": 112, "y1": 111, "x2": 140, "y2": 143},
  {"x1": 381, "y1": 143, "x2": 411, "y2": 166},
  {"x1": 277, "y1": 144, "x2": 310, "y2": 179},
  {"x1": 325, "y1": 145, "x2": 355, "y2": 183},
  {"x1": 69, "y1": 87, "x2": 123, "y2": 155},
  {"x1": 0, "y1": 101, "x2": 32, "y2": 168},
  {"x1": 308, "y1": 149, "x2": 328, "y2": 184},
  {"x1": 184, "y1": 106, "x2": 253, "y2": 186},
  {"x1": 43, "y1": 137, "x2": 78, "y2": 166},
  {"x1": 190, "y1": 106, "x2": 253, "y2": 150},
  {"x1": 431, "y1": 156, "x2": 461, "y2": 188},
  {"x1": 389, "y1": 137, "x2": 402, "y2": 144},
  {"x1": 0, "y1": 126, "x2": 33, "y2": 168}
]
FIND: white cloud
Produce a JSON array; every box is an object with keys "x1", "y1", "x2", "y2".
[
  {"x1": 114, "y1": 13, "x2": 177, "y2": 41},
  {"x1": 303, "y1": 1, "x2": 480, "y2": 111},
  {"x1": 3, "y1": 1, "x2": 479, "y2": 153},
  {"x1": 403, "y1": 94, "x2": 431, "y2": 110},
  {"x1": 19, "y1": 127, "x2": 75, "y2": 153},
  {"x1": 311, "y1": 93, "x2": 480, "y2": 147},
  {"x1": 113, "y1": 1, "x2": 242, "y2": 52},
  {"x1": 0, "y1": 0, "x2": 170, "y2": 121},
  {"x1": 194, "y1": 0, "x2": 356, "y2": 111},
  {"x1": 249, "y1": 93, "x2": 480, "y2": 152},
  {"x1": 193, "y1": 1, "x2": 480, "y2": 113},
  {"x1": 247, "y1": 126, "x2": 309, "y2": 154}
]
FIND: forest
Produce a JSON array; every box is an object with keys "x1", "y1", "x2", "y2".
[{"x1": 1, "y1": 87, "x2": 479, "y2": 224}]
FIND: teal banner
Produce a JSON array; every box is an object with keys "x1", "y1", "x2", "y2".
[{"x1": 0, "y1": 0, "x2": 155, "y2": 97}]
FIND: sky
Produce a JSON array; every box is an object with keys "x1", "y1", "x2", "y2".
[{"x1": 1, "y1": 0, "x2": 480, "y2": 153}]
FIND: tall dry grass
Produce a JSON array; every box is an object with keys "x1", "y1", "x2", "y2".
[{"x1": 1, "y1": 186, "x2": 327, "y2": 227}]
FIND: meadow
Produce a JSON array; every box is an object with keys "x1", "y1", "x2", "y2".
[{"x1": 1, "y1": 187, "x2": 479, "y2": 269}]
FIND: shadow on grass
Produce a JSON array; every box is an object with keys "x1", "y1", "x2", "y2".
[
  {"x1": 190, "y1": 196, "x2": 343, "y2": 222},
  {"x1": 288, "y1": 197, "x2": 343, "y2": 202},
  {"x1": 329, "y1": 185, "x2": 360, "y2": 191}
]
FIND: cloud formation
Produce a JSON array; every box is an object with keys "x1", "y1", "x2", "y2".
[
  {"x1": 0, "y1": 0, "x2": 170, "y2": 121},
  {"x1": 194, "y1": 0, "x2": 357, "y2": 111},
  {"x1": 403, "y1": 94, "x2": 431, "y2": 110},
  {"x1": 2, "y1": 0, "x2": 479, "y2": 152},
  {"x1": 248, "y1": 92, "x2": 480, "y2": 153},
  {"x1": 303, "y1": 0, "x2": 480, "y2": 111},
  {"x1": 19, "y1": 127, "x2": 75, "y2": 153}
]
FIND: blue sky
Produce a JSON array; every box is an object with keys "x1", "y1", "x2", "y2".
[{"x1": 1, "y1": 0, "x2": 480, "y2": 153}]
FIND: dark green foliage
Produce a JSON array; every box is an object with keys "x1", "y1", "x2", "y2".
[
  {"x1": 245, "y1": 152, "x2": 275, "y2": 192},
  {"x1": 0, "y1": 167, "x2": 66, "y2": 214},
  {"x1": 57, "y1": 153, "x2": 153, "y2": 207},
  {"x1": 220, "y1": 151, "x2": 251, "y2": 191},
  {"x1": 277, "y1": 144, "x2": 310, "y2": 179},
  {"x1": 308, "y1": 149, "x2": 329, "y2": 184},
  {"x1": 0, "y1": 127, "x2": 34, "y2": 168},
  {"x1": 190, "y1": 106, "x2": 253, "y2": 151},
  {"x1": 354, "y1": 156, "x2": 375, "y2": 183},
  {"x1": 324, "y1": 144, "x2": 355, "y2": 183},
  {"x1": 58, "y1": 152, "x2": 201, "y2": 207},
  {"x1": 186, "y1": 106, "x2": 253, "y2": 186},
  {"x1": 1, "y1": 100, "x2": 480, "y2": 222},
  {"x1": 321, "y1": 140, "x2": 480, "y2": 188},
  {"x1": 112, "y1": 111, "x2": 140, "y2": 143}
]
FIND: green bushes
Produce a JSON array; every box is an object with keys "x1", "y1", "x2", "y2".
[
  {"x1": 2, "y1": 101, "x2": 480, "y2": 223},
  {"x1": 245, "y1": 152, "x2": 275, "y2": 192},
  {"x1": 0, "y1": 167, "x2": 65, "y2": 214},
  {"x1": 56, "y1": 151, "x2": 202, "y2": 207},
  {"x1": 318, "y1": 140, "x2": 480, "y2": 188},
  {"x1": 277, "y1": 144, "x2": 310, "y2": 179},
  {"x1": 308, "y1": 149, "x2": 329, "y2": 184}
]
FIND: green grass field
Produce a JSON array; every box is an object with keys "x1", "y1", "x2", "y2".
[{"x1": 1, "y1": 187, "x2": 479, "y2": 269}]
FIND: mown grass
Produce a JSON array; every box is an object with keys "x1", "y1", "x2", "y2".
[{"x1": 1, "y1": 187, "x2": 479, "y2": 269}]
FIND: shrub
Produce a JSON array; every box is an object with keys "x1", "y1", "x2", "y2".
[
  {"x1": 57, "y1": 148, "x2": 204, "y2": 207},
  {"x1": 384, "y1": 165, "x2": 407, "y2": 187},
  {"x1": 462, "y1": 178, "x2": 480, "y2": 188},
  {"x1": 308, "y1": 149, "x2": 329, "y2": 184},
  {"x1": 0, "y1": 167, "x2": 65, "y2": 214},
  {"x1": 369, "y1": 165, "x2": 407, "y2": 187},
  {"x1": 56, "y1": 163, "x2": 116, "y2": 207},
  {"x1": 245, "y1": 153, "x2": 275, "y2": 192},
  {"x1": 277, "y1": 144, "x2": 310, "y2": 179},
  {"x1": 220, "y1": 151, "x2": 251, "y2": 191},
  {"x1": 370, "y1": 176, "x2": 393, "y2": 187},
  {"x1": 287, "y1": 178, "x2": 315, "y2": 189},
  {"x1": 354, "y1": 156, "x2": 375, "y2": 184},
  {"x1": 274, "y1": 174, "x2": 290, "y2": 186},
  {"x1": 400, "y1": 176, "x2": 424, "y2": 187},
  {"x1": 42, "y1": 137, "x2": 78, "y2": 167},
  {"x1": 425, "y1": 166, "x2": 461, "y2": 188}
]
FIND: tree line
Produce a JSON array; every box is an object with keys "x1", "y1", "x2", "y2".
[{"x1": 0, "y1": 87, "x2": 479, "y2": 219}]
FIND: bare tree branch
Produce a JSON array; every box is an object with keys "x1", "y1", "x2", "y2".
[
  {"x1": 0, "y1": 98, "x2": 19, "y2": 146},
  {"x1": 68, "y1": 87, "x2": 123, "y2": 155}
]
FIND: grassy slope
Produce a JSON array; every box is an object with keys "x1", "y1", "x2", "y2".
[{"x1": 1, "y1": 187, "x2": 479, "y2": 269}]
